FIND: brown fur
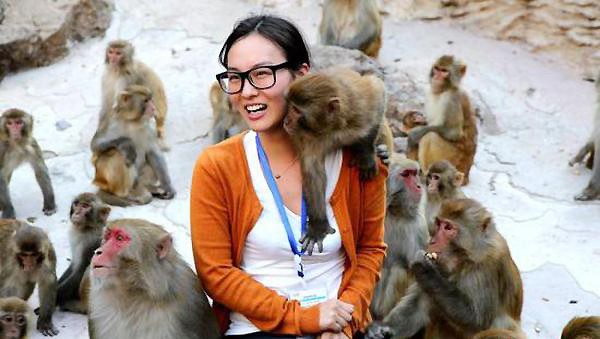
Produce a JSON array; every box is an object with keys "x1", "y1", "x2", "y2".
[
  {"x1": 319, "y1": 0, "x2": 382, "y2": 58},
  {"x1": 209, "y1": 81, "x2": 247, "y2": 143},
  {"x1": 408, "y1": 55, "x2": 478, "y2": 185},
  {"x1": 0, "y1": 109, "x2": 56, "y2": 218},
  {"x1": 0, "y1": 297, "x2": 34, "y2": 339},
  {"x1": 561, "y1": 316, "x2": 600, "y2": 339},
  {"x1": 424, "y1": 160, "x2": 466, "y2": 234},
  {"x1": 91, "y1": 85, "x2": 175, "y2": 207},
  {"x1": 101, "y1": 40, "x2": 169, "y2": 150},
  {"x1": 473, "y1": 328, "x2": 525, "y2": 339},
  {"x1": 0, "y1": 220, "x2": 58, "y2": 336},
  {"x1": 366, "y1": 198, "x2": 524, "y2": 339},
  {"x1": 285, "y1": 67, "x2": 386, "y2": 254}
]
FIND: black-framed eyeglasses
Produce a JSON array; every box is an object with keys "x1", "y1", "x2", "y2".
[{"x1": 216, "y1": 61, "x2": 291, "y2": 94}]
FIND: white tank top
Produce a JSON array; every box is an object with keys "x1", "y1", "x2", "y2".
[{"x1": 225, "y1": 131, "x2": 346, "y2": 335}]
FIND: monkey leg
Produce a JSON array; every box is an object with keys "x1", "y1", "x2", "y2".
[
  {"x1": 576, "y1": 138, "x2": 600, "y2": 200},
  {"x1": 349, "y1": 125, "x2": 380, "y2": 181},
  {"x1": 363, "y1": 33, "x2": 382, "y2": 58},
  {"x1": 300, "y1": 154, "x2": 335, "y2": 255},
  {"x1": 93, "y1": 150, "x2": 134, "y2": 198},
  {"x1": 569, "y1": 141, "x2": 593, "y2": 167},
  {"x1": 0, "y1": 176, "x2": 16, "y2": 218}
]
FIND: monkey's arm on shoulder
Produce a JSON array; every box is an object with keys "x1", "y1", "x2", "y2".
[
  {"x1": 190, "y1": 151, "x2": 321, "y2": 335},
  {"x1": 412, "y1": 258, "x2": 492, "y2": 331},
  {"x1": 338, "y1": 162, "x2": 388, "y2": 338},
  {"x1": 438, "y1": 97, "x2": 464, "y2": 141}
]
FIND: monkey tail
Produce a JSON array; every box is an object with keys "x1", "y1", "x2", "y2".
[{"x1": 561, "y1": 316, "x2": 600, "y2": 339}]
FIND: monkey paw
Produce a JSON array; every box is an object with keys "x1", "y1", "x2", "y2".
[
  {"x1": 152, "y1": 189, "x2": 175, "y2": 200},
  {"x1": 37, "y1": 320, "x2": 59, "y2": 336},
  {"x1": 358, "y1": 158, "x2": 378, "y2": 181},
  {"x1": 376, "y1": 144, "x2": 390, "y2": 166},
  {"x1": 575, "y1": 186, "x2": 600, "y2": 201},
  {"x1": 365, "y1": 322, "x2": 394, "y2": 339},
  {"x1": 43, "y1": 205, "x2": 57, "y2": 216},
  {"x1": 300, "y1": 224, "x2": 336, "y2": 255}
]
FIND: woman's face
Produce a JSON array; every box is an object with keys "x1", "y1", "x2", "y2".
[{"x1": 226, "y1": 33, "x2": 308, "y2": 133}]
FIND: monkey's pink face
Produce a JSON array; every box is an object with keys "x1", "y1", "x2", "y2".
[
  {"x1": 400, "y1": 168, "x2": 422, "y2": 202},
  {"x1": 428, "y1": 218, "x2": 457, "y2": 254},
  {"x1": 226, "y1": 33, "x2": 307, "y2": 133},
  {"x1": 1, "y1": 313, "x2": 26, "y2": 339},
  {"x1": 17, "y1": 252, "x2": 41, "y2": 272},
  {"x1": 6, "y1": 119, "x2": 23, "y2": 140},
  {"x1": 107, "y1": 47, "x2": 123, "y2": 66},
  {"x1": 431, "y1": 66, "x2": 449, "y2": 89},
  {"x1": 92, "y1": 228, "x2": 131, "y2": 278}
]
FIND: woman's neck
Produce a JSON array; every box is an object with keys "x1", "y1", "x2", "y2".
[{"x1": 257, "y1": 127, "x2": 297, "y2": 162}]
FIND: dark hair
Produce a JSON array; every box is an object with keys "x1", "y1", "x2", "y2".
[{"x1": 219, "y1": 14, "x2": 311, "y2": 71}]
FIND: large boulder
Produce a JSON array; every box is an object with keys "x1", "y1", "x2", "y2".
[{"x1": 0, "y1": 0, "x2": 113, "y2": 81}]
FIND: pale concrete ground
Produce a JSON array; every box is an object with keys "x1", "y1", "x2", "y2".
[{"x1": 0, "y1": 1, "x2": 598, "y2": 338}]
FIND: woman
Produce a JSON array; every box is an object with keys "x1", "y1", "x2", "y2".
[{"x1": 190, "y1": 14, "x2": 387, "y2": 339}]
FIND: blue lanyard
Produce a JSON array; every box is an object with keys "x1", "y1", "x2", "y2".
[{"x1": 256, "y1": 134, "x2": 307, "y2": 277}]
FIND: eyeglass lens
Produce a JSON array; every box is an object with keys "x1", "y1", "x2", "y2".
[{"x1": 220, "y1": 67, "x2": 276, "y2": 94}]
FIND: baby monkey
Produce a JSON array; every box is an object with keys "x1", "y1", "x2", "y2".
[{"x1": 285, "y1": 67, "x2": 386, "y2": 254}]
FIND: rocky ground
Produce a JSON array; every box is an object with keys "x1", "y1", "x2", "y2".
[{"x1": 0, "y1": 1, "x2": 598, "y2": 338}]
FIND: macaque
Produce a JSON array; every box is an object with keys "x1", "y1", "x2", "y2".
[
  {"x1": 91, "y1": 85, "x2": 176, "y2": 206},
  {"x1": 209, "y1": 81, "x2": 247, "y2": 144},
  {"x1": 0, "y1": 220, "x2": 58, "y2": 336},
  {"x1": 284, "y1": 67, "x2": 386, "y2": 254},
  {"x1": 366, "y1": 198, "x2": 525, "y2": 339},
  {"x1": 101, "y1": 40, "x2": 169, "y2": 150},
  {"x1": 88, "y1": 219, "x2": 220, "y2": 339},
  {"x1": 424, "y1": 160, "x2": 466, "y2": 234},
  {"x1": 570, "y1": 72, "x2": 600, "y2": 200},
  {"x1": 0, "y1": 109, "x2": 56, "y2": 219},
  {"x1": 407, "y1": 55, "x2": 478, "y2": 185},
  {"x1": 561, "y1": 316, "x2": 600, "y2": 339},
  {"x1": 319, "y1": 0, "x2": 383, "y2": 58},
  {"x1": 0, "y1": 297, "x2": 33, "y2": 339},
  {"x1": 400, "y1": 111, "x2": 427, "y2": 137},
  {"x1": 370, "y1": 154, "x2": 427, "y2": 320},
  {"x1": 57, "y1": 193, "x2": 110, "y2": 314}
]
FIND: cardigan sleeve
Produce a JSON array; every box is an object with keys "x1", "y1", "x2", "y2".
[
  {"x1": 338, "y1": 164, "x2": 388, "y2": 338},
  {"x1": 190, "y1": 150, "x2": 321, "y2": 335}
]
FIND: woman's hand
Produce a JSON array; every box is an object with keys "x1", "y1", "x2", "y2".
[
  {"x1": 319, "y1": 331, "x2": 350, "y2": 339},
  {"x1": 319, "y1": 299, "x2": 354, "y2": 332}
]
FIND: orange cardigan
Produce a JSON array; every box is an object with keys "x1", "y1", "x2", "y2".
[{"x1": 190, "y1": 133, "x2": 387, "y2": 338}]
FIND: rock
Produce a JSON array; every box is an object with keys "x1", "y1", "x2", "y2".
[
  {"x1": 55, "y1": 119, "x2": 72, "y2": 131},
  {"x1": 0, "y1": 0, "x2": 113, "y2": 82}
]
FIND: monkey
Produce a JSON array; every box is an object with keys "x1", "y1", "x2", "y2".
[
  {"x1": 91, "y1": 85, "x2": 176, "y2": 206},
  {"x1": 366, "y1": 198, "x2": 525, "y2": 339},
  {"x1": 87, "y1": 219, "x2": 220, "y2": 339},
  {"x1": 472, "y1": 328, "x2": 525, "y2": 339},
  {"x1": 0, "y1": 297, "x2": 34, "y2": 339},
  {"x1": 0, "y1": 109, "x2": 56, "y2": 219},
  {"x1": 100, "y1": 40, "x2": 169, "y2": 150},
  {"x1": 570, "y1": 72, "x2": 600, "y2": 200},
  {"x1": 407, "y1": 55, "x2": 478, "y2": 185},
  {"x1": 424, "y1": 160, "x2": 466, "y2": 235},
  {"x1": 56, "y1": 193, "x2": 110, "y2": 314},
  {"x1": 561, "y1": 316, "x2": 600, "y2": 339},
  {"x1": 0, "y1": 220, "x2": 58, "y2": 336},
  {"x1": 370, "y1": 154, "x2": 428, "y2": 321},
  {"x1": 284, "y1": 67, "x2": 386, "y2": 255},
  {"x1": 209, "y1": 81, "x2": 248, "y2": 144},
  {"x1": 399, "y1": 111, "x2": 427, "y2": 137},
  {"x1": 319, "y1": 0, "x2": 383, "y2": 58}
]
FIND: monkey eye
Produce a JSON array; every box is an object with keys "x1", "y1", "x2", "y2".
[
  {"x1": 16, "y1": 315, "x2": 25, "y2": 325},
  {"x1": 432, "y1": 174, "x2": 440, "y2": 180},
  {"x1": 443, "y1": 222, "x2": 453, "y2": 231},
  {"x1": 116, "y1": 234, "x2": 124, "y2": 241},
  {"x1": 3, "y1": 315, "x2": 13, "y2": 322}
]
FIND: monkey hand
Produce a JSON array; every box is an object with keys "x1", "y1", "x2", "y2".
[
  {"x1": 300, "y1": 221, "x2": 336, "y2": 255},
  {"x1": 117, "y1": 140, "x2": 137, "y2": 166},
  {"x1": 152, "y1": 186, "x2": 176, "y2": 200},
  {"x1": 43, "y1": 201, "x2": 57, "y2": 216},
  {"x1": 37, "y1": 318, "x2": 59, "y2": 336},
  {"x1": 375, "y1": 144, "x2": 390, "y2": 166},
  {"x1": 407, "y1": 127, "x2": 428, "y2": 149},
  {"x1": 350, "y1": 153, "x2": 378, "y2": 181},
  {"x1": 365, "y1": 321, "x2": 394, "y2": 339}
]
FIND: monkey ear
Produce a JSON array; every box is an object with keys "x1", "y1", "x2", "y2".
[
  {"x1": 480, "y1": 216, "x2": 492, "y2": 232},
  {"x1": 453, "y1": 172, "x2": 464, "y2": 187},
  {"x1": 98, "y1": 207, "x2": 111, "y2": 223},
  {"x1": 119, "y1": 92, "x2": 130, "y2": 103},
  {"x1": 459, "y1": 64, "x2": 467, "y2": 77},
  {"x1": 328, "y1": 97, "x2": 341, "y2": 114},
  {"x1": 157, "y1": 234, "x2": 173, "y2": 259}
]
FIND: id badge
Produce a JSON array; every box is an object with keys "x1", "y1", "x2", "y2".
[{"x1": 291, "y1": 288, "x2": 328, "y2": 307}]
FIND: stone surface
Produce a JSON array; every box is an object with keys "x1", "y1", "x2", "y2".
[
  {"x1": 0, "y1": 1, "x2": 597, "y2": 338},
  {"x1": 382, "y1": 0, "x2": 600, "y2": 78},
  {"x1": 0, "y1": 0, "x2": 113, "y2": 81}
]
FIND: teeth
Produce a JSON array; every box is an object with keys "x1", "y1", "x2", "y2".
[{"x1": 246, "y1": 104, "x2": 266, "y2": 112}]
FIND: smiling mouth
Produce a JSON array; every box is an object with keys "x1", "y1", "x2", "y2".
[{"x1": 245, "y1": 104, "x2": 267, "y2": 113}]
